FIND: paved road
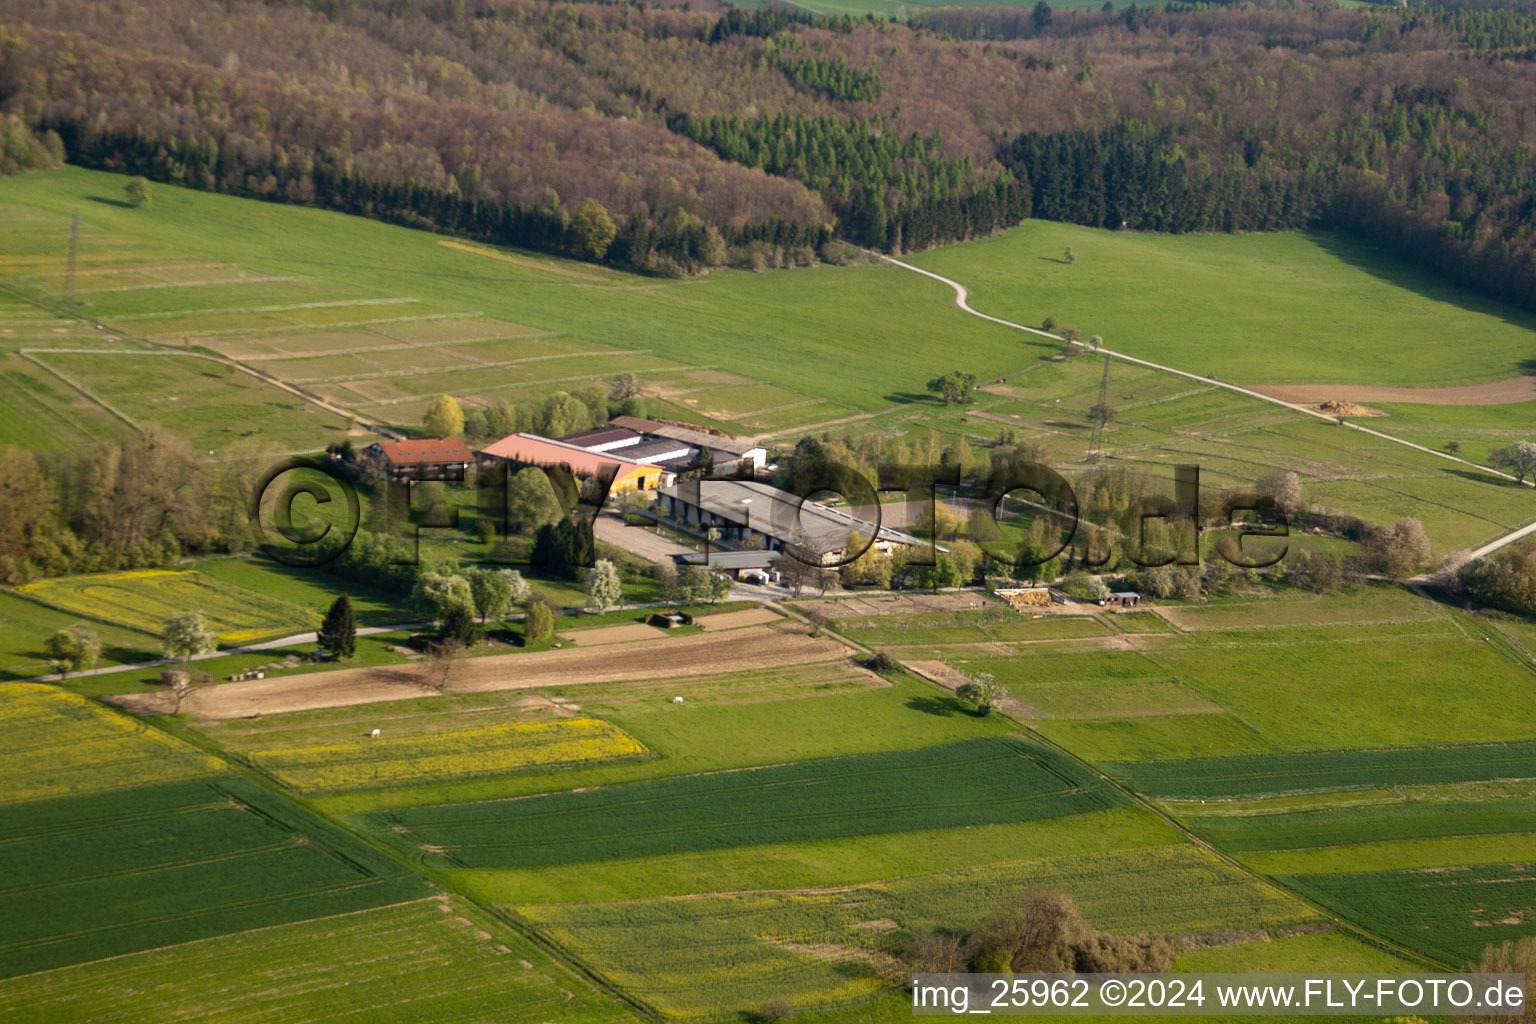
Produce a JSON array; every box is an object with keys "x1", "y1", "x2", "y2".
[{"x1": 879, "y1": 254, "x2": 1536, "y2": 564}]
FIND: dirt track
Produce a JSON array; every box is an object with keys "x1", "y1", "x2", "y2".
[
  {"x1": 1250, "y1": 377, "x2": 1536, "y2": 406},
  {"x1": 107, "y1": 623, "x2": 846, "y2": 719}
]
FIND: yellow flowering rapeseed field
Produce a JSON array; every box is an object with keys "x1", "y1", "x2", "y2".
[
  {"x1": 248, "y1": 717, "x2": 649, "y2": 792},
  {"x1": 0, "y1": 683, "x2": 225, "y2": 805},
  {"x1": 18, "y1": 569, "x2": 319, "y2": 644}
]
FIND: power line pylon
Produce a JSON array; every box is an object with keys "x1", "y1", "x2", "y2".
[
  {"x1": 63, "y1": 213, "x2": 80, "y2": 305},
  {"x1": 1087, "y1": 353, "x2": 1111, "y2": 461}
]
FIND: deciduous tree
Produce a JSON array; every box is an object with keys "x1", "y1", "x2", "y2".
[
  {"x1": 423, "y1": 394, "x2": 464, "y2": 438},
  {"x1": 162, "y1": 611, "x2": 217, "y2": 667},
  {"x1": 584, "y1": 558, "x2": 623, "y2": 612}
]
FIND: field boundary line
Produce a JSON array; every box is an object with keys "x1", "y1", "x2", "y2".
[
  {"x1": 105, "y1": 297, "x2": 424, "y2": 320},
  {"x1": 140, "y1": 713, "x2": 665, "y2": 1022},
  {"x1": 1, "y1": 280, "x2": 404, "y2": 439},
  {"x1": 894, "y1": 653, "x2": 1452, "y2": 970},
  {"x1": 876, "y1": 253, "x2": 1536, "y2": 564},
  {"x1": 0, "y1": 897, "x2": 445, "y2": 983},
  {"x1": 286, "y1": 348, "x2": 651, "y2": 386},
  {"x1": 16, "y1": 349, "x2": 140, "y2": 432}
]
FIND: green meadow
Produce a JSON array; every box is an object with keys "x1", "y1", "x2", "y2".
[
  {"x1": 2, "y1": 168, "x2": 1532, "y2": 563},
  {"x1": 910, "y1": 219, "x2": 1536, "y2": 388}
]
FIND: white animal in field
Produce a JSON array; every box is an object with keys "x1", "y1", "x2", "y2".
[
  {"x1": 369, "y1": 728, "x2": 381, "y2": 738},
  {"x1": 671, "y1": 696, "x2": 684, "y2": 704}
]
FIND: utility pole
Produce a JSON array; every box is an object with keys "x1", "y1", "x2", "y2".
[
  {"x1": 63, "y1": 212, "x2": 80, "y2": 305},
  {"x1": 1087, "y1": 353, "x2": 1111, "y2": 461}
]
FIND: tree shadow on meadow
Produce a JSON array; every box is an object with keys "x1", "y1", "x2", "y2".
[{"x1": 905, "y1": 694, "x2": 971, "y2": 717}]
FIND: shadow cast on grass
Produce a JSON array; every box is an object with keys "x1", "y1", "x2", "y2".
[{"x1": 906, "y1": 694, "x2": 974, "y2": 717}]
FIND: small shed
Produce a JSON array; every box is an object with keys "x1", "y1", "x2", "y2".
[{"x1": 1105, "y1": 591, "x2": 1141, "y2": 608}]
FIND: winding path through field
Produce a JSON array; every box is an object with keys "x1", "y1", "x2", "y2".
[{"x1": 879, "y1": 254, "x2": 1536, "y2": 565}]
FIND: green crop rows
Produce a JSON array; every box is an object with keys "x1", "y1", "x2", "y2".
[
  {"x1": 1110, "y1": 741, "x2": 1536, "y2": 799},
  {"x1": 1282, "y1": 865, "x2": 1536, "y2": 964},
  {"x1": 0, "y1": 778, "x2": 429, "y2": 978},
  {"x1": 375, "y1": 736, "x2": 1126, "y2": 869}
]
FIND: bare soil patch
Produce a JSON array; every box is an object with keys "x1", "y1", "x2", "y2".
[
  {"x1": 1252, "y1": 377, "x2": 1536, "y2": 406},
  {"x1": 559, "y1": 623, "x2": 668, "y2": 646},
  {"x1": 107, "y1": 624, "x2": 845, "y2": 719},
  {"x1": 693, "y1": 607, "x2": 782, "y2": 630},
  {"x1": 807, "y1": 592, "x2": 998, "y2": 619}
]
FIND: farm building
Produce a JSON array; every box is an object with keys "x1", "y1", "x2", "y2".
[
  {"x1": 557, "y1": 426, "x2": 647, "y2": 452},
  {"x1": 480, "y1": 433, "x2": 664, "y2": 493},
  {"x1": 611, "y1": 415, "x2": 767, "y2": 474},
  {"x1": 1104, "y1": 591, "x2": 1142, "y2": 607},
  {"x1": 656, "y1": 479, "x2": 927, "y2": 565},
  {"x1": 674, "y1": 548, "x2": 779, "y2": 581},
  {"x1": 362, "y1": 437, "x2": 474, "y2": 481}
]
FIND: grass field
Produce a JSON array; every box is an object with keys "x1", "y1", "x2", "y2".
[
  {"x1": 2, "y1": 169, "x2": 1530, "y2": 561},
  {"x1": 911, "y1": 220, "x2": 1536, "y2": 388},
  {"x1": 1283, "y1": 865, "x2": 1536, "y2": 964},
  {"x1": 0, "y1": 776, "x2": 432, "y2": 977},
  {"x1": 310, "y1": 669, "x2": 1018, "y2": 814},
  {"x1": 0, "y1": 898, "x2": 639, "y2": 1024},
  {"x1": 518, "y1": 845, "x2": 1316, "y2": 1021},
  {"x1": 0, "y1": 591, "x2": 158, "y2": 680},
  {"x1": 447, "y1": 805, "x2": 1180, "y2": 905},
  {"x1": 374, "y1": 736, "x2": 1127, "y2": 869},
  {"x1": 1110, "y1": 741, "x2": 1536, "y2": 799},
  {"x1": 17, "y1": 568, "x2": 320, "y2": 644},
  {"x1": 944, "y1": 619, "x2": 1536, "y2": 760}
]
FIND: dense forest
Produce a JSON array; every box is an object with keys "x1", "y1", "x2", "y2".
[{"x1": 1, "y1": 0, "x2": 1534, "y2": 305}]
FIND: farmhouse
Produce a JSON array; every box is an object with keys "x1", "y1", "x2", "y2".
[
  {"x1": 479, "y1": 433, "x2": 664, "y2": 493},
  {"x1": 656, "y1": 479, "x2": 927, "y2": 565},
  {"x1": 362, "y1": 437, "x2": 474, "y2": 481},
  {"x1": 611, "y1": 415, "x2": 767, "y2": 474}
]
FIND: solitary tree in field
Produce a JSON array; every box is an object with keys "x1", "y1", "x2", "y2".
[
  {"x1": 1492, "y1": 441, "x2": 1536, "y2": 484},
  {"x1": 423, "y1": 394, "x2": 465, "y2": 438},
  {"x1": 124, "y1": 176, "x2": 150, "y2": 207},
  {"x1": 1089, "y1": 334, "x2": 1103, "y2": 351},
  {"x1": 926, "y1": 370, "x2": 979, "y2": 404},
  {"x1": 1041, "y1": 316, "x2": 1057, "y2": 333},
  {"x1": 584, "y1": 558, "x2": 623, "y2": 613},
  {"x1": 609, "y1": 372, "x2": 643, "y2": 400},
  {"x1": 426, "y1": 635, "x2": 465, "y2": 692},
  {"x1": 162, "y1": 611, "x2": 217, "y2": 668},
  {"x1": 317, "y1": 595, "x2": 356, "y2": 660},
  {"x1": 1064, "y1": 246, "x2": 1075, "y2": 265},
  {"x1": 956, "y1": 672, "x2": 1003, "y2": 715},
  {"x1": 45, "y1": 625, "x2": 100, "y2": 680},
  {"x1": 1445, "y1": 440, "x2": 1462, "y2": 455},
  {"x1": 571, "y1": 198, "x2": 618, "y2": 260}
]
